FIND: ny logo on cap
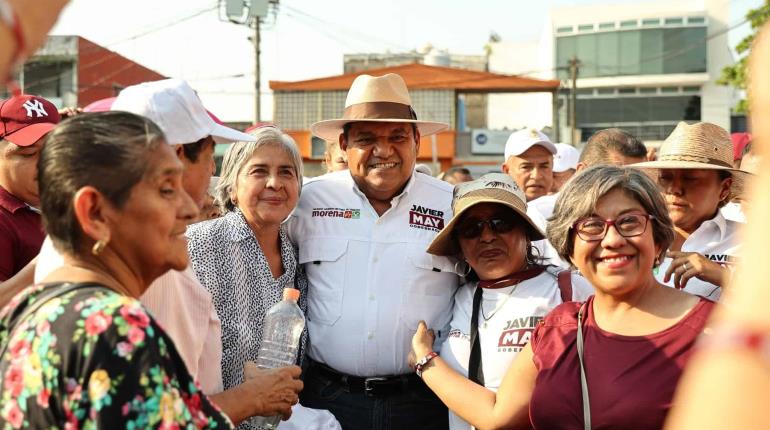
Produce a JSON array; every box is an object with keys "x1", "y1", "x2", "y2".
[{"x1": 22, "y1": 100, "x2": 48, "y2": 118}]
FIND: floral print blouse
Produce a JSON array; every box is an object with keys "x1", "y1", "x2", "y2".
[{"x1": 0, "y1": 283, "x2": 233, "y2": 429}]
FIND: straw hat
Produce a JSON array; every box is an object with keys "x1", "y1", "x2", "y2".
[
  {"x1": 426, "y1": 173, "x2": 545, "y2": 256},
  {"x1": 311, "y1": 73, "x2": 449, "y2": 141},
  {"x1": 632, "y1": 121, "x2": 752, "y2": 198}
]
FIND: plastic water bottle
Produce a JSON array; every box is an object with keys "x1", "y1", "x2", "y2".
[{"x1": 251, "y1": 288, "x2": 305, "y2": 429}]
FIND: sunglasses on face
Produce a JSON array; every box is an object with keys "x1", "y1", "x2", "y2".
[
  {"x1": 572, "y1": 212, "x2": 654, "y2": 241},
  {"x1": 455, "y1": 217, "x2": 517, "y2": 239}
]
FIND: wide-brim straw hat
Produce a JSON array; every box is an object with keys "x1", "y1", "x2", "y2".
[
  {"x1": 632, "y1": 121, "x2": 752, "y2": 198},
  {"x1": 311, "y1": 73, "x2": 449, "y2": 142},
  {"x1": 426, "y1": 173, "x2": 545, "y2": 257}
]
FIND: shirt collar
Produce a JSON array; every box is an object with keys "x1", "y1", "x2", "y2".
[
  {"x1": 696, "y1": 210, "x2": 729, "y2": 242},
  {"x1": 0, "y1": 186, "x2": 29, "y2": 214},
  {"x1": 225, "y1": 209, "x2": 253, "y2": 242}
]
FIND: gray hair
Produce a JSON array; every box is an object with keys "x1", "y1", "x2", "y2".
[
  {"x1": 216, "y1": 126, "x2": 303, "y2": 213},
  {"x1": 547, "y1": 165, "x2": 674, "y2": 265}
]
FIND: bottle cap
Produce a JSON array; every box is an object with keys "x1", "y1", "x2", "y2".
[{"x1": 283, "y1": 288, "x2": 300, "y2": 302}]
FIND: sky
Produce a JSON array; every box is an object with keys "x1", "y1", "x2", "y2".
[{"x1": 49, "y1": 0, "x2": 763, "y2": 122}]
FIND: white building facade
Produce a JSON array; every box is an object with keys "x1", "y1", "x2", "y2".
[{"x1": 488, "y1": 0, "x2": 735, "y2": 144}]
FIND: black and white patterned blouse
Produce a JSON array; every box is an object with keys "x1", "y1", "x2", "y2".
[{"x1": 187, "y1": 209, "x2": 308, "y2": 417}]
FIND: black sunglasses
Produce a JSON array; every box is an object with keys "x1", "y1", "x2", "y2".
[{"x1": 455, "y1": 217, "x2": 516, "y2": 239}]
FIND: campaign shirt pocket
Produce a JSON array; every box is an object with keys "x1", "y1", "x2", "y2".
[{"x1": 299, "y1": 239, "x2": 349, "y2": 326}]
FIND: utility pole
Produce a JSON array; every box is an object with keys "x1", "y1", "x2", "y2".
[
  {"x1": 253, "y1": 17, "x2": 261, "y2": 123},
  {"x1": 568, "y1": 56, "x2": 580, "y2": 145}
]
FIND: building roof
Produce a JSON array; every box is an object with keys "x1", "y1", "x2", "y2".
[{"x1": 269, "y1": 63, "x2": 560, "y2": 93}]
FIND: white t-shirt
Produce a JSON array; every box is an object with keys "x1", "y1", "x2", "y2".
[
  {"x1": 655, "y1": 211, "x2": 740, "y2": 301},
  {"x1": 527, "y1": 194, "x2": 568, "y2": 269},
  {"x1": 440, "y1": 270, "x2": 594, "y2": 430}
]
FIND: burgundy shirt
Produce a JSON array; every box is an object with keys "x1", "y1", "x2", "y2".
[
  {"x1": 0, "y1": 186, "x2": 44, "y2": 281},
  {"x1": 529, "y1": 295, "x2": 715, "y2": 430}
]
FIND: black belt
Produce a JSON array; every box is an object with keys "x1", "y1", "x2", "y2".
[{"x1": 308, "y1": 360, "x2": 426, "y2": 398}]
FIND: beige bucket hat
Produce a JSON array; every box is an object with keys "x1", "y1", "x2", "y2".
[
  {"x1": 632, "y1": 121, "x2": 752, "y2": 198},
  {"x1": 310, "y1": 73, "x2": 449, "y2": 142},
  {"x1": 426, "y1": 173, "x2": 545, "y2": 257}
]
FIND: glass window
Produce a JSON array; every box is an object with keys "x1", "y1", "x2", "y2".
[
  {"x1": 640, "y1": 29, "x2": 664, "y2": 74},
  {"x1": 575, "y1": 96, "x2": 701, "y2": 126},
  {"x1": 642, "y1": 18, "x2": 660, "y2": 27},
  {"x1": 576, "y1": 33, "x2": 598, "y2": 76},
  {"x1": 619, "y1": 30, "x2": 641, "y2": 75},
  {"x1": 597, "y1": 31, "x2": 619, "y2": 75},
  {"x1": 577, "y1": 88, "x2": 594, "y2": 95},
  {"x1": 556, "y1": 36, "x2": 576, "y2": 79},
  {"x1": 311, "y1": 136, "x2": 326, "y2": 159},
  {"x1": 688, "y1": 17, "x2": 706, "y2": 24},
  {"x1": 578, "y1": 24, "x2": 594, "y2": 32},
  {"x1": 665, "y1": 17, "x2": 684, "y2": 25},
  {"x1": 597, "y1": 88, "x2": 615, "y2": 95},
  {"x1": 618, "y1": 88, "x2": 636, "y2": 94},
  {"x1": 661, "y1": 86, "x2": 679, "y2": 93},
  {"x1": 599, "y1": 22, "x2": 615, "y2": 30},
  {"x1": 557, "y1": 26, "x2": 573, "y2": 33},
  {"x1": 682, "y1": 86, "x2": 700, "y2": 93},
  {"x1": 639, "y1": 87, "x2": 658, "y2": 94},
  {"x1": 620, "y1": 20, "x2": 637, "y2": 28}
]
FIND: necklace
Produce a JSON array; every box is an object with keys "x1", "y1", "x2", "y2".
[{"x1": 480, "y1": 280, "x2": 522, "y2": 328}]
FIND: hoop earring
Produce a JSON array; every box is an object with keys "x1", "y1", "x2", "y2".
[
  {"x1": 454, "y1": 260, "x2": 472, "y2": 277},
  {"x1": 92, "y1": 239, "x2": 108, "y2": 256}
]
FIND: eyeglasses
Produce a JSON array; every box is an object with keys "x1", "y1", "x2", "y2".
[
  {"x1": 455, "y1": 217, "x2": 516, "y2": 239},
  {"x1": 572, "y1": 212, "x2": 654, "y2": 241}
]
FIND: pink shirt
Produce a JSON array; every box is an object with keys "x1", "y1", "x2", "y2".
[
  {"x1": 141, "y1": 266, "x2": 224, "y2": 394},
  {"x1": 529, "y1": 296, "x2": 714, "y2": 430}
]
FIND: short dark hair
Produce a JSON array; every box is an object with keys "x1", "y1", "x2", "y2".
[
  {"x1": 39, "y1": 112, "x2": 165, "y2": 254},
  {"x1": 342, "y1": 122, "x2": 418, "y2": 141},
  {"x1": 181, "y1": 136, "x2": 215, "y2": 163},
  {"x1": 580, "y1": 128, "x2": 647, "y2": 166},
  {"x1": 445, "y1": 166, "x2": 471, "y2": 177}
]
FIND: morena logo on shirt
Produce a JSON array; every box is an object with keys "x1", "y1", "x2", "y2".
[
  {"x1": 497, "y1": 316, "x2": 544, "y2": 352},
  {"x1": 409, "y1": 204, "x2": 445, "y2": 232},
  {"x1": 312, "y1": 207, "x2": 361, "y2": 219}
]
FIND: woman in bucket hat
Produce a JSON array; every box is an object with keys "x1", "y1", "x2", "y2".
[
  {"x1": 410, "y1": 166, "x2": 715, "y2": 430},
  {"x1": 408, "y1": 173, "x2": 593, "y2": 430},
  {"x1": 633, "y1": 121, "x2": 751, "y2": 301}
]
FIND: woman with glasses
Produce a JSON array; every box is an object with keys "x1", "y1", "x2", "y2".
[
  {"x1": 410, "y1": 166, "x2": 715, "y2": 430},
  {"x1": 408, "y1": 173, "x2": 593, "y2": 430}
]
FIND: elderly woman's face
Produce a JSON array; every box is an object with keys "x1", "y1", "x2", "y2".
[
  {"x1": 658, "y1": 169, "x2": 731, "y2": 233},
  {"x1": 457, "y1": 203, "x2": 528, "y2": 280},
  {"x1": 570, "y1": 188, "x2": 660, "y2": 295},
  {"x1": 109, "y1": 144, "x2": 196, "y2": 280},
  {"x1": 233, "y1": 144, "x2": 299, "y2": 227}
]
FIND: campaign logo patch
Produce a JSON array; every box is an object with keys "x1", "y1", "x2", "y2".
[
  {"x1": 409, "y1": 205, "x2": 445, "y2": 232},
  {"x1": 497, "y1": 316, "x2": 544, "y2": 352},
  {"x1": 312, "y1": 207, "x2": 360, "y2": 219}
]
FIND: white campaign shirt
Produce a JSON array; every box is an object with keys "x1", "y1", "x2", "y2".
[
  {"x1": 655, "y1": 210, "x2": 740, "y2": 301},
  {"x1": 285, "y1": 170, "x2": 459, "y2": 376},
  {"x1": 440, "y1": 270, "x2": 594, "y2": 430},
  {"x1": 720, "y1": 201, "x2": 746, "y2": 224}
]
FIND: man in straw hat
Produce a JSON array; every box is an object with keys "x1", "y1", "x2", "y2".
[
  {"x1": 632, "y1": 121, "x2": 751, "y2": 300},
  {"x1": 286, "y1": 73, "x2": 458, "y2": 429}
]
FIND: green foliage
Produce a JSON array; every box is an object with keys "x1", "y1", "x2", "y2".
[{"x1": 719, "y1": 1, "x2": 770, "y2": 113}]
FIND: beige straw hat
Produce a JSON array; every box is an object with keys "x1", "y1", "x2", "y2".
[
  {"x1": 632, "y1": 121, "x2": 752, "y2": 198},
  {"x1": 426, "y1": 173, "x2": 545, "y2": 256},
  {"x1": 311, "y1": 73, "x2": 449, "y2": 141}
]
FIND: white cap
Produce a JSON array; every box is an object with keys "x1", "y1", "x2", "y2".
[
  {"x1": 111, "y1": 78, "x2": 256, "y2": 145},
  {"x1": 503, "y1": 128, "x2": 557, "y2": 161},
  {"x1": 553, "y1": 143, "x2": 580, "y2": 172}
]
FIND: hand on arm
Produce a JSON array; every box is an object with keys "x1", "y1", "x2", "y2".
[
  {"x1": 410, "y1": 321, "x2": 535, "y2": 430},
  {"x1": 664, "y1": 251, "x2": 730, "y2": 290},
  {"x1": 209, "y1": 363, "x2": 303, "y2": 425}
]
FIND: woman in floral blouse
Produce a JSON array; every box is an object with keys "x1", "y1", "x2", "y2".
[{"x1": 0, "y1": 112, "x2": 233, "y2": 428}]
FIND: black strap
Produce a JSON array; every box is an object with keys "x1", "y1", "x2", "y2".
[
  {"x1": 0, "y1": 283, "x2": 99, "y2": 358},
  {"x1": 468, "y1": 286, "x2": 485, "y2": 386},
  {"x1": 558, "y1": 270, "x2": 573, "y2": 303}
]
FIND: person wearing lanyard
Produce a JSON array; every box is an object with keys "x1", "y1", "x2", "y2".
[
  {"x1": 286, "y1": 73, "x2": 459, "y2": 429},
  {"x1": 413, "y1": 173, "x2": 593, "y2": 430},
  {"x1": 633, "y1": 121, "x2": 752, "y2": 300}
]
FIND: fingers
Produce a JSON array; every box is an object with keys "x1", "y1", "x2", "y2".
[{"x1": 280, "y1": 365, "x2": 302, "y2": 378}]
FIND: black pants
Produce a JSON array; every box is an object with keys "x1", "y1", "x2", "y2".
[{"x1": 300, "y1": 362, "x2": 449, "y2": 430}]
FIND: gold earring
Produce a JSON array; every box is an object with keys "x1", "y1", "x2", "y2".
[{"x1": 92, "y1": 239, "x2": 108, "y2": 256}]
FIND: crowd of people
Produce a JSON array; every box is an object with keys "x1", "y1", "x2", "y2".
[{"x1": 0, "y1": 7, "x2": 766, "y2": 428}]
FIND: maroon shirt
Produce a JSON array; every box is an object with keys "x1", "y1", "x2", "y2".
[
  {"x1": 529, "y1": 295, "x2": 714, "y2": 430},
  {"x1": 0, "y1": 185, "x2": 44, "y2": 281}
]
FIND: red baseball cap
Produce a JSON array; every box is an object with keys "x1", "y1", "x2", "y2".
[{"x1": 0, "y1": 95, "x2": 61, "y2": 147}]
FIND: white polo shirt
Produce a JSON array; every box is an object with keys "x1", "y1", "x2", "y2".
[
  {"x1": 654, "y1": 210, "x2": 740, "y2": 301},
  {"x1": 440, "y1": 270, "x2": 594, "y2": 430},
  {"x1": 285, "y1": 170, "x2": 459, "y2": 376}
]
